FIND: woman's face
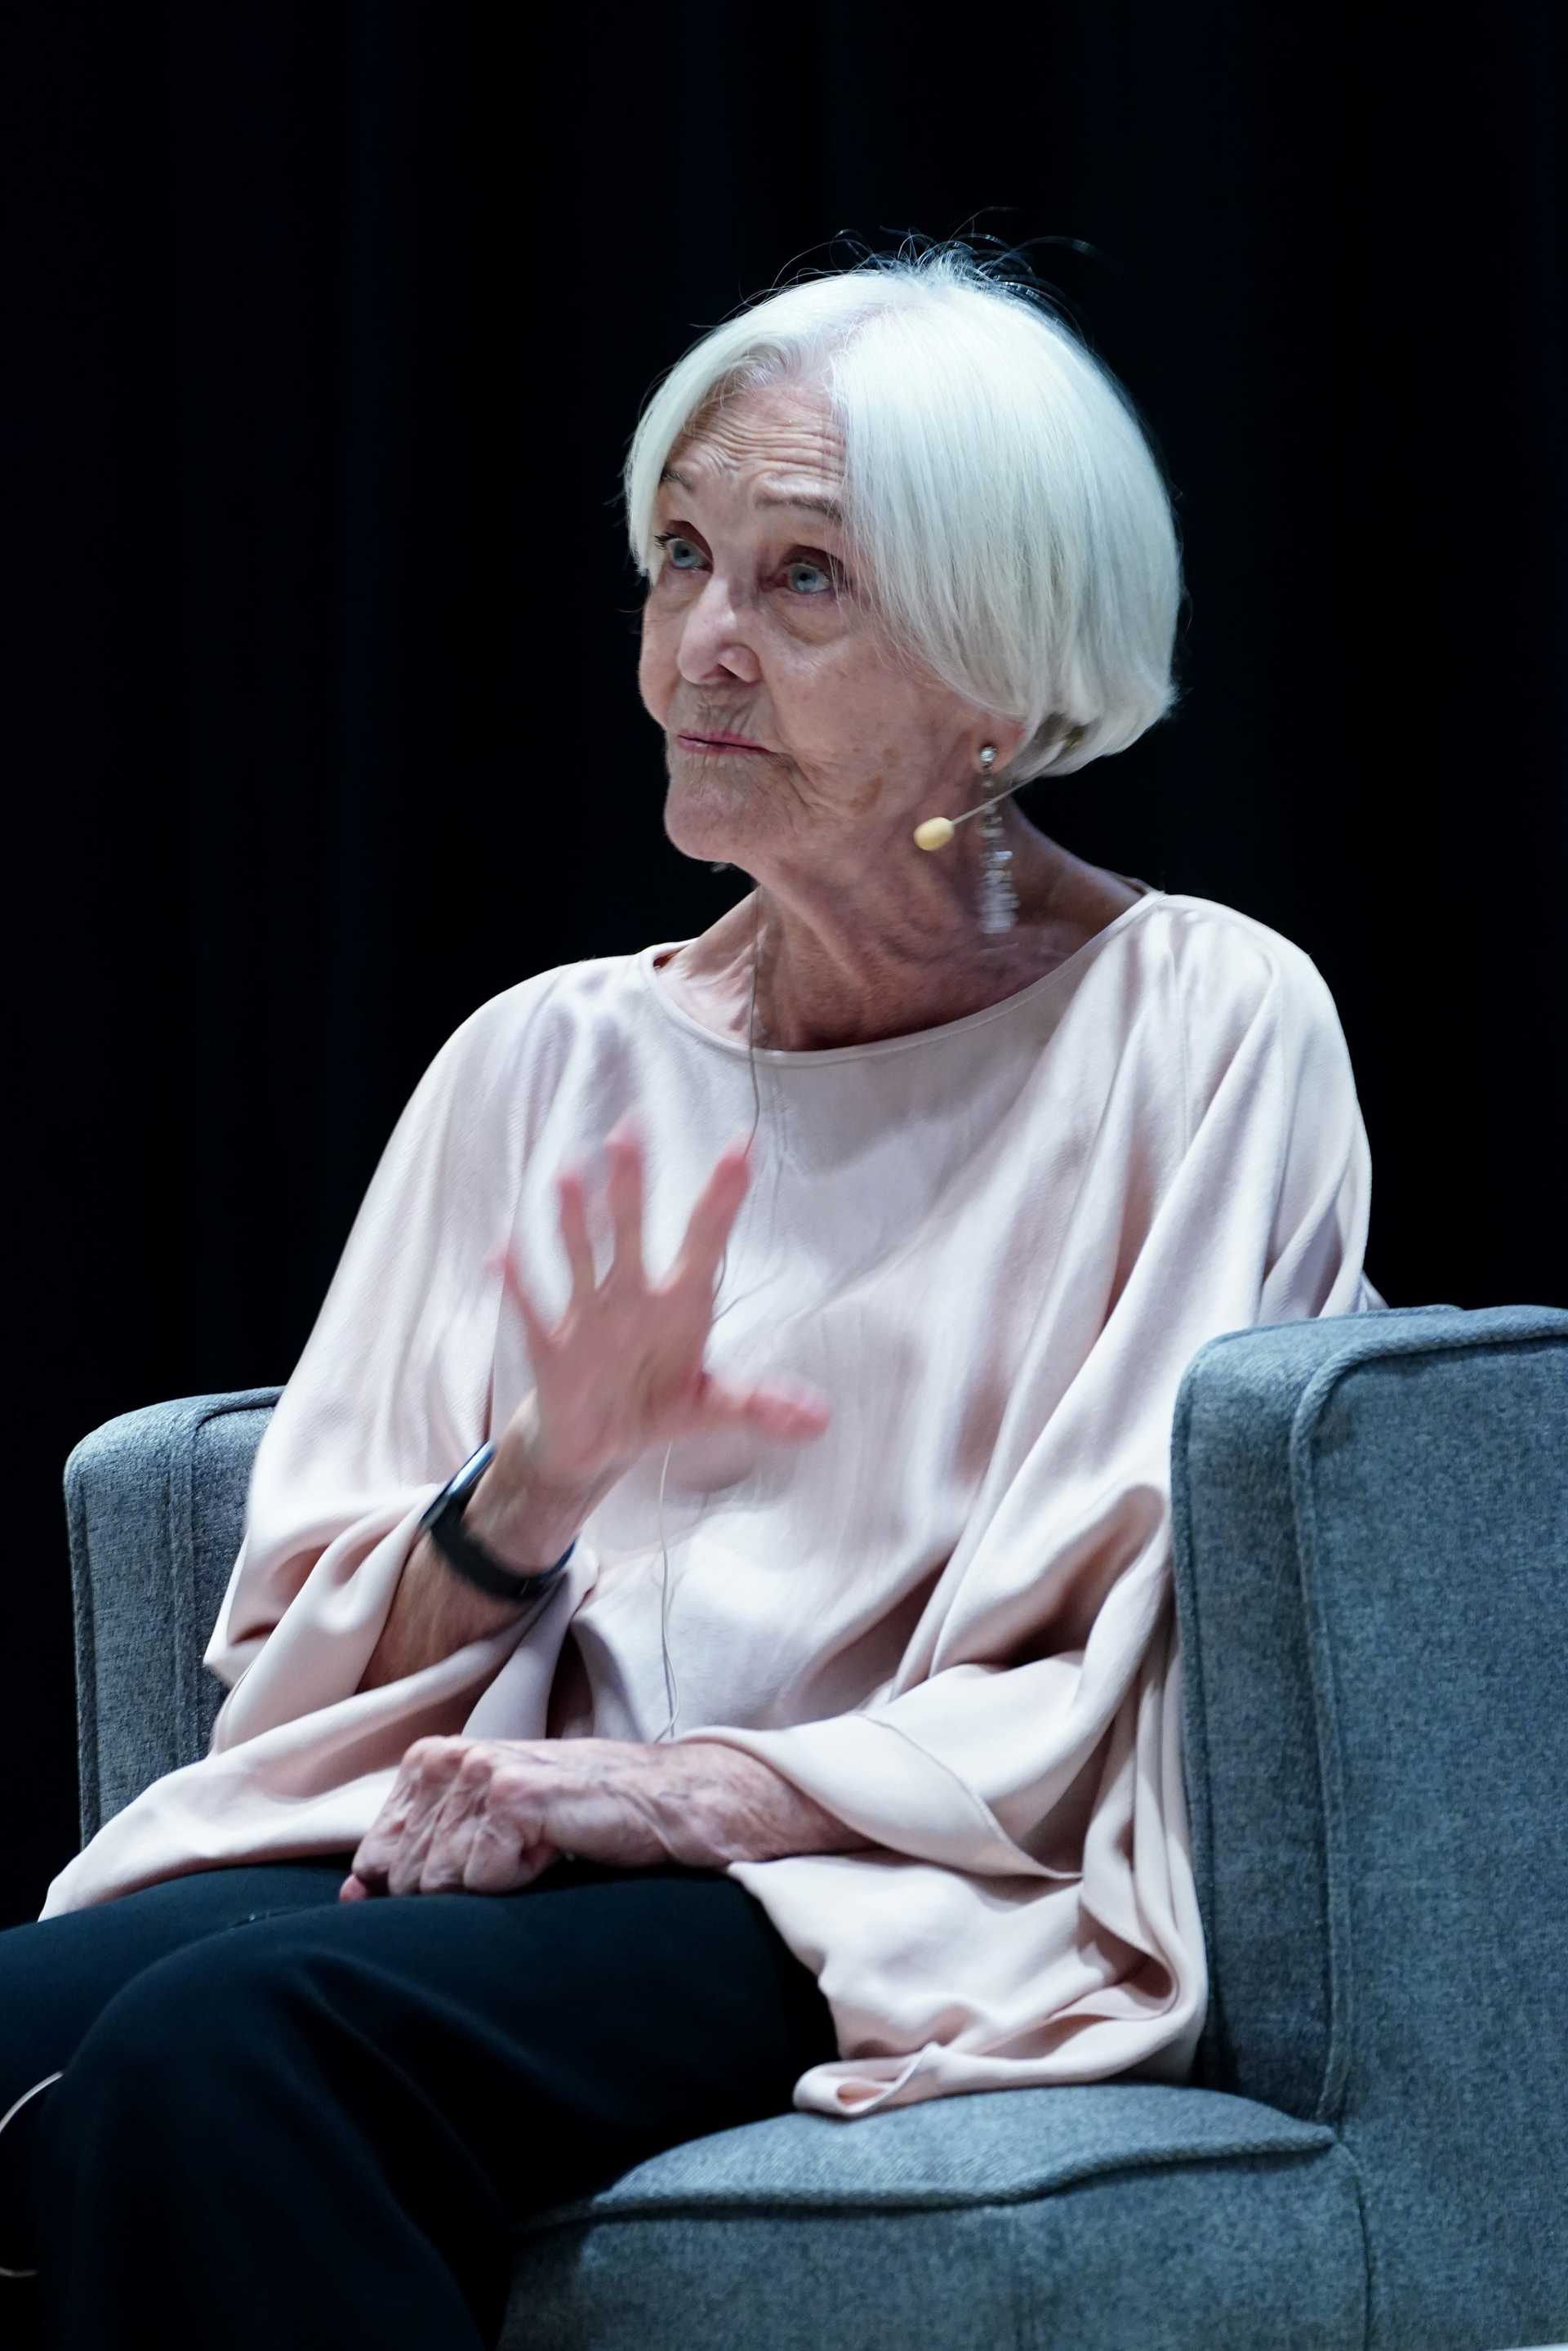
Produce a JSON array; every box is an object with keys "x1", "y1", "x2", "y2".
[{"x1": 638, "y1": 377, "x2": 1020, "y2": 878}]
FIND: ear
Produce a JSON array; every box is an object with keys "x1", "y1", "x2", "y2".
[{"x1": 982, "y1": 719, "x2": 1032, "y2": 773}]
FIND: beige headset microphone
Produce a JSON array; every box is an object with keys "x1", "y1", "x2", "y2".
[
  {"x1": 913, "y1": 725, "x2": 1085, "y2": 850},
  {"x1": 911, "y1": 744, "x2": 1009, "y2": 850}
]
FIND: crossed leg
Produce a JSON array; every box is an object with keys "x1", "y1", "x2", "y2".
[{"x1": 0, "y1": 1854, "x2": 836, "y2": 2349}]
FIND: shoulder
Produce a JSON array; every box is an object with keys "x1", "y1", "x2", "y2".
[
  {"x1": 1146, "y1": 890, "x2": 1340, "y2": 1035},
  {"x1": 425, "y1": 945, "x2": 653, "y2": 1094},
  {"x1": 1143, "y1": 893, "x2": 1358, "y2": 1148}
]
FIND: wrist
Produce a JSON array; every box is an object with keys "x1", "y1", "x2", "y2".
[
  {"x1": 465, "y1": 1425, "x2": 612, "y2": 1576},
  {"x1": 509, "y1": 1390, "x2": 631, "y2": 1496},
  {"x1": 644, "y1": 1739, "x2": 871, "y2": 1867}
]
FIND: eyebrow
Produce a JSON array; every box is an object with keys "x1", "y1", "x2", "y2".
[{"x1": 658, "y1": 463, "x2": 844, "y2": 524}]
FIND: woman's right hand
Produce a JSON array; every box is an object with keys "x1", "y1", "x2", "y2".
[{"x1": 483, "y1": 1111, "x2": 831, "y2": 1489}]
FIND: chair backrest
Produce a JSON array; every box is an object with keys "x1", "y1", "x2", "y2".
[{"x1": 1171, "y1": 1301, "x2": 1568, "y2": 2342}]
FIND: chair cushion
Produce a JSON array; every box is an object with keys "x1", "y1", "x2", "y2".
[{"x1": 505, "y1": 2081, "x2": 1363, "y2": 2351}]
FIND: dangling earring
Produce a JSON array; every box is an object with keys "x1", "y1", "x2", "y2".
[
  {"x1": 975, "y1": 746, "x2": 1018, "y2": 939},
  {"x1": 913, "y1": 723, "x2": 1089, "y2": 940}
]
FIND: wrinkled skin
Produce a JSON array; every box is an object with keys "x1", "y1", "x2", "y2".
[{"x1": 339, "y1": 1732, "x2": 866, "y2": 1900}]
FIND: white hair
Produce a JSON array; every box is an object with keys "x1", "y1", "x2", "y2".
[{"x1": 620, "y1": 240, "x2": 1187, "y2": 785}]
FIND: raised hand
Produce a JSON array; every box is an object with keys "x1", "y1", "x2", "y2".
[{"x1": 484, "y1": 1111, "x2": 831, "y2": 1488}]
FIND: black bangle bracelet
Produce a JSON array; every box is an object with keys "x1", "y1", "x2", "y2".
[{"x1": 416, "y1": 1442, "x2": 577, "y2": 1607}]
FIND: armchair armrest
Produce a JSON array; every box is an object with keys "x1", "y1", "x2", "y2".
[
  {"x1": 1169, "y1": 1299, "x2": 1568, "y2": 2341},
  {"x1": 64, "y1": 1386, "x2": 282, "y2": 1843}
]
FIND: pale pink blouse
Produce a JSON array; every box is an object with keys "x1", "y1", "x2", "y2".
[{"x1": 42, "y1": 883, "x2": 1385, "y2": 2120}]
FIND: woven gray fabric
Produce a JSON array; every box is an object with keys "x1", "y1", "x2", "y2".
[
  {"x1": 60, "y1": 1304, "x2": 1568, "y2": 2349},
  {"x1": 507, "y1": 2117, "x2": 1359, "y2": 2351},
  {"x1": 65, "y1": 1385, "x2": 282, "y2": 1843},
  {"x1": 506, "y1": 2086, "x2": 1356, "y2": 2351},
  {"x1": 1170, "y1": 1304, "x2": 1568, "y2": 2347}
]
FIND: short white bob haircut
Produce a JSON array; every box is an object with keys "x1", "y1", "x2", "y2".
[{"x1": 621, "y1": 240, "x2": 1187, "y2": 785}]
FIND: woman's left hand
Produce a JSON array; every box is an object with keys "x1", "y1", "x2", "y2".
[
  {"x1": 339, "y1": 1735, "x2": 673, "y2": 1900},
  {"x1": 339, "y1": 1731, "x2": 866, "y2": 1900}
]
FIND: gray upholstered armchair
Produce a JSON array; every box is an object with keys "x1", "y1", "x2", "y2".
[{"x1": 62, "y1": 1303, "x2": 1568, "y2": 2350}]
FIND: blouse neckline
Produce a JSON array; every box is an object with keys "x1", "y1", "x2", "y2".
[{"x1": 638, "y1": 877, "x2": 1165, "y2": 1066}]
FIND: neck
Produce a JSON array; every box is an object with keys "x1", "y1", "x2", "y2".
[{"x1": 691, "y1": 817, "x2": 1077, "y2": 1054}]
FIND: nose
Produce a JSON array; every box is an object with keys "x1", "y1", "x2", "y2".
[{"x1": 675, "y1": 575, "x2": 761, "y2": 687}]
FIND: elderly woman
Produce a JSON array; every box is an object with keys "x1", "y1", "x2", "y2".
[{"x1": 1, "y1": 243, "x2": 1383, "y2": 2346}]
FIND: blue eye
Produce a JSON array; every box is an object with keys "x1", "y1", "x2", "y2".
[{"x1": 652, "y1": 533, "x2": 840, "y2": 596}]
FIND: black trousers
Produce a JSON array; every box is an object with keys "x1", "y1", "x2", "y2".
[{"x1": 0, "y1": 1850, "x2": 839, "y2": 2349}]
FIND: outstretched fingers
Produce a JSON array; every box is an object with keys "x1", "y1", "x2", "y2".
[
  {"x1": 555, "y1": 1167, "x2": 599, "y2": 1306},
  {"x1": 703, "y1": 1372, "x2": 832, "y2": 1442},
  {"x1": 671, "y1": 1134, "x2": 754, "y2": 1293},
  {"x1": 602, "y1": 1121, "x2": 648, "y2": 1288},
  {"x1": 487, "y1": 1234, "x2": 559, "y2": 1365}
]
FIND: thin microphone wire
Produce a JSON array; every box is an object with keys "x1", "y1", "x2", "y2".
[
  {"x1": 928, "y1": 779, "x2": 1026, "y2": 836},
  {"x1": 654, "y1": 886, "x2": 767, "y2": 1741},
  {"x1": 647, "y1": 761, "x2": 1029, "y2": 1737}
]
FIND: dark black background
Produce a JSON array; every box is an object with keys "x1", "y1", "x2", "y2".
[{"x1": 6, "y1": 3, "x2": 1564, "y2": 1927}]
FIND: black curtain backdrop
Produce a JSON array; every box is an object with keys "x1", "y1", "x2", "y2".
[{"x1": 6, "y1": 3, "x2": 1564, "y2": 1927}]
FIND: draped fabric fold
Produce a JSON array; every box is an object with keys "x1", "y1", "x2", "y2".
[
  {"x1": 668, "y1": 913, "x2": 1380, "y2": 2111},
  {"x1": 47, "y1": 975, "x2": 600, "y2": 1901},
  {"x1": 42, "y1": 889, "x2": 1385, "y2": 2124}
]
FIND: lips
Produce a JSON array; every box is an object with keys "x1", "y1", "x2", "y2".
[{"x1": 678, "y1": 733, "x2": 768, "y2": 752}]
